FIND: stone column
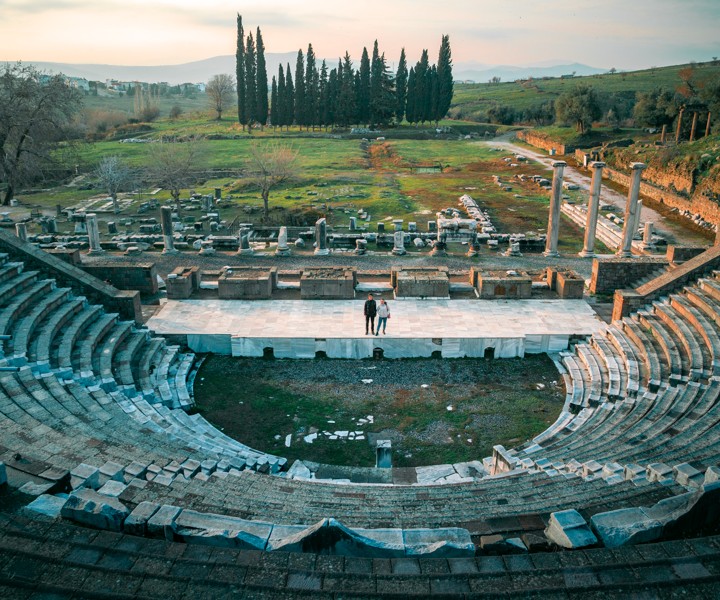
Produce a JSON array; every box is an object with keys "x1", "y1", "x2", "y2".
[
  {"x1": 160, "y1": 206, "x2": 178, "y2": 254},
  {"x1": 314, "y1": 217, "x2": 329, "y2": 255},
  {"x1": 349, "y1": 216, "x2": 357, "y2": 231},
  {"x1": 238, "y1": 228, "x2": 254, "y2": 255},
  {"x1": 543, "y1": 161, "x2": 566, "y2": 257},
  {"x1": 706, "y1": 112, "x2": 712, "y2": 138},
  {"x1": 579, "y1": 161, "x2": 606, "y2": 258},
  {"x1": 392, "y1": 219, "x2": 403, "y2": 232},
  {"x1": 392, "y1": 230, "x2": 406, "y2": 255},
  {"x1": 641, "y1": 221, "x2": 655, "y2": 251},
  {"x1": 675, "y1": 107, "x2": 685, "y2": 144},
  {"x1": 86, "y1": 213, "x2": 104, "y2": 254},
  {"x1": 15, "y1": 222, "x2": 27, "y2": 242},
  {"x1": 275, "y1": 226, "x2": 291, "y2": 256},
  {"x1": 617, "y1": 163, "x2": 646, "y2": 257},
  {"x1": 690, "y1": 112, "x2": 698, "y2": 142},
  {"x1": 660, "y1": 124, "x2": 667, "y2": 144},
  {"x1": 47, "y1": 217, "x2": 57, "y2": 234}
]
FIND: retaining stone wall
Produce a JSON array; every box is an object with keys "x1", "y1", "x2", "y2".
[
  {"x1": 82, "y1": 262, "x2": 158, "y2": 296},
  {"x1": 604, "y1": 166, "x2": 720, "y2": 225},
  {"x1": 516, "y1": 130, "x2": 570, "y2": 155},
  {"x1": 590, "y1": 257, "x2": 669, "y2": 296}
]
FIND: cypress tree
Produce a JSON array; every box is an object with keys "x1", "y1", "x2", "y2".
[
  {"x1": 429, "y1": 64, "x2": 439, "y2": 124},
  {"x1": 369, "y1": 41, "x2": 382, "y2": 125},
  {"x1": 244, "y1": 32, "x2": 257, "y2": 126},
  {"x1": 270, "y1": 76, "x2": 278, "y2": 128},
  {"x1": 326, "y1": 67, "x2": 339, "y2": 127},
  {"x1": 294, "y1": 49, "x2": 305, "y2": 128},
  {"x1": 406, "y1": 66, "x2": 416, "y2": 124},
  {"x1": 415, "y1": 50, "x2": 430, "y2": 124},
  {"x1": 338, "y1": 52, "x2": 356, "y2": 127},
  {"x1": 318, "y1": 60, "x2": 329, "y2": 129},
  {"x1": 277, "y1": 65, "x2": 286, "y2": 128},
  {"x1": 305, "y1": 44, "x2": 318, "y2": 128},
  {"x1": 285, "y1": 64, "x2": 294, "y2": 130},
  {"x1": 358, "y1": 47, "x2": 371, "y2": 125},
  {"x1": 436, "y1": 34, "x2": 453, "y2": 122},
  {"x1": 395, "y1": 48, "x2": 408, "y2": 123},
  {"x1": 255, "y1": 27, "x2": 269, "y2": 126},
  {"x1": 235, "y1": 14, "x2": 247, "y2": 127}
]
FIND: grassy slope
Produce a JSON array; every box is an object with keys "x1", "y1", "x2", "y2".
[{"x1": 452, "y1": 61, "x2": 720, "y2": 118}]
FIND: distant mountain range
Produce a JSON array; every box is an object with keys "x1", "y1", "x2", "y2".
[{"x1": 12, "y1": 54, "x2": 606, "y2": 85}]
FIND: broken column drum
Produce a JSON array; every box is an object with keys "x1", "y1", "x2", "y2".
[
  {"x1": 15, "y1": 222, "x2": 27, "y2": 242},
  {"x1": 314, "y1": 218, "x2": 329, "y2": 255},
  {"x1": 617, "y1": 162, "x2": 646, "y2": 257},
  {"x1": 275, "y1": 226, "x2": 291, "y2": 256},
  {"x1": 543, "y1": 161, "x2": 566, "y2": 257},
  {"x1": 85, "y1": 213, "x2": 104, "y2": 254},
  {"x1": 238, "y1": 228, "x2": 254, "y2": 255},
  {"x1": 579, "y1": 161, "x2": 606, "y2": 258},
  {"x1": 160, "y1": 206, "x2": 178, "y2": 255},
  {"x1": 392, "y1": 230, "x2": 406, "y2": 256}
]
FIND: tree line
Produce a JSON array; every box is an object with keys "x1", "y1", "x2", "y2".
[{"x1": 236, "y1": 14, "x2": 453, "y2": 129}]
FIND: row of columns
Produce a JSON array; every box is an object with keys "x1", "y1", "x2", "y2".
[{"x1": 543, "y1": 160, "x2": 646, "y2": 259}]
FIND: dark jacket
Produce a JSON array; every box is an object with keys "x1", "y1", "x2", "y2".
[{"x1": 364, "y1": 299, "x2": 377, "y2": 317}]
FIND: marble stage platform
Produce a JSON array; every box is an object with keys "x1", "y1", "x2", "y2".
[{"x1": 147, "y1": 298, "x2": 604, "y2": 359}]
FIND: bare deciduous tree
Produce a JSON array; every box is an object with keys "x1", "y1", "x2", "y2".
[
  {"x1": 95, "y1": 156, "x2": 134, "y2": 213},
  {"x1": 206, "y1": 74, "x2": 235, "y2": 120},
  {"x1": 0, "y1": 63, "x2": 82, "y2": 205},
  {"x1": 147, "y1": 137, "x2": 207, "y2": 208},
  {"x1": 247, "y1": 142, "x2": 299, "y2": 219}
]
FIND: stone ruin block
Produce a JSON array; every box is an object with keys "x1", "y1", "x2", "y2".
[
  {"x1": 547, "y1": 268, "x2": 584, "y2": 299},
  {"x1": 472, "y1": 269, "x2": 532, "y2": 300},
  {"x1": 300, "y1": 267, "x2": 356, "y2": 299},
  {"x1": 218, "y1": 266, "x2": 278, "y2": 300},
  {"x1": 391, "y1": 266, "x2": 450, "y2": 298},
  {"x1": 166, "y1": 266, "x2": 200, "y2": 299}
]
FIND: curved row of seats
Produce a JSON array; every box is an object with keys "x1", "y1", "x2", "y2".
[
  {"x1": 0, "y1": 248, "x2": 717, "y2": 554},
  {"x1": 514, "y1": 272, "x2": 720, "y2": 484},
  {"x1": 0, "y1": 253, "x2": 283, "y2": 475}
]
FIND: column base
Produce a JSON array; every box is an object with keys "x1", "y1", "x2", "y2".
[
  {"x1": 237, "y1": 249, "x2": 255, "y2": 255},
  {"x1": 578, "y1": 250, "x2": 596, "y2": 258},
  {"x1": 543, "y1": 250, "x2": 560, "y2": 258},
  {"x1": 392, "y1": 249, "x2": 407, "y2": 256},
  {"x1": 162, "y1": 248, "x2": 180, "y2": 255},
  {"x1": 275, "y1": 248, "x2": 291, "y2": 256},
  {"x1": 314, "y1": 248, "x2": 330, "y2": 256},
  {"x1": 615, "y1": 250, "x2": 633, "y2": 258},
  {"x1": 87, "y1": 249, "x2": 105, "y2": 255}
]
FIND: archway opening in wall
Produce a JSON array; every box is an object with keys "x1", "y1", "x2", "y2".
[{"x1": 193, "y1": 354, "x2": 566, "y2": 469}]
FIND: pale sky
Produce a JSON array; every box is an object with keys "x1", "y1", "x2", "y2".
[{"x1": 1, "y1": 0, "x2": 718, "y2": 69}]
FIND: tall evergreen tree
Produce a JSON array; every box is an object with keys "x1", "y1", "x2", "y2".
[
  {"x1": 294, "y1": 49, "x2": 305, "y2": 128},
  {"x1": 338, "y1": 53, "x2": 356, "y2": 127},
  {"x1": 369, "y1": 41, "x2": 382, "y2": 124},
  {"x1": 235, "y1": 14, "x2": 247, "y2": 127},
  {"x1": 370, "y1": 50, "x2": 395, "y2": 126},
  {"x1": 304, "y1": 44, "x2": 318, "y2": 128},
  {"x1": 436, "y1": 34, "x2": 453, "y2": 122},
  {"x1": 415, "y1": 50, "x2": 430, "y2": 123},
  {"x1": 318, "y1": 60, "x2": 329, "y2": 128},
  {"x1": 429, "y1": 64, "x2": 439, "y2": 123},
  {"x1": 406, "y1": 66, "x2": 417, "y2": 124},
  {"x1": 276, "y1": 65, "x2": 286, "y2": 128},
  {"x1": 326, "y1": 66, "x2": 339, "y2": 127},
  {"x1": 255, "y1": 27, "x2": 269, "y2": 126},
  {"x1": 270, "y1": 75, "x2": 278, "y2": 127},
  {"x1": 395, "y1": 48, "x2": 408, "y2": 123},
  {"x1": 358, "y1": 47, "x2": 371, "y2": 125},
  {"x1": 284, "y1": 64, "x2": 294, "y2": 129},
  {"x1": 244, "y1": 32, "x2": 257, "y2": 126}
]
